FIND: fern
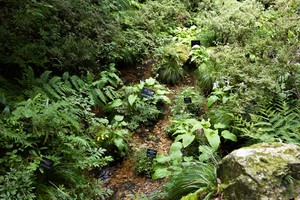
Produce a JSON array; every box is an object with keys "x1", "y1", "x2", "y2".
[
  {"x1": 16, "y1": 65, "x2": 121, "y2": 107},
  {"x1": 234, "y1": 97, "x2": 300, "y2": 144},
  {"x1": 0, "y1": 119, "x2": 34, "y2": 148}
]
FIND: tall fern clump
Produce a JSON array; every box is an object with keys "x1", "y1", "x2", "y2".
[
  {"x1": 0, "y1": 64, "x2": 122, "y2": 199},
  {"x1": 234, "y1": 97, "x2": 300, "y2": 145}
]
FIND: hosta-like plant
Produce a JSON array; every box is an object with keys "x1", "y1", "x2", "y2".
[{"x1": 153, "y1": 118, "x2": 236, "y2": 179}]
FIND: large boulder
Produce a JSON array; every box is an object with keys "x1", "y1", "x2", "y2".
[{"x1": 218, "y1": 142, "x2": 300, "y2": 200}]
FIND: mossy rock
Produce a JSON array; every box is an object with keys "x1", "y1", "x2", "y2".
[{"x1": 217, "y1": 142, "x2": 300, "y2": 200}]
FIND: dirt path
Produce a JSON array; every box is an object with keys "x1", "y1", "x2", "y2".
[{"x1": 100, "y1": 61, "x2": 196, "y2": 200}]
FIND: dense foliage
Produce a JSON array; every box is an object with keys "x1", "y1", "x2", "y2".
[{"x1": 1, "y1": 0, "x2": 300, "y2": 199}]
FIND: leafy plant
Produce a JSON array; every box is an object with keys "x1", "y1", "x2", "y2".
[
  {"x1": 195, "y1": 0, "x2": 264, "y2": 45},
  {"x1": 154, "y1": 43, "x2": 189, "y2": 85},
  {"x1": 191, "y1": 46, "x2": 220, "y2": 95},
  {"x1": 0, "y1": 66, "x2": 121, "y2": 198},
  {"x1": 115, "y1": 77, "x2": 171, "y2": 129},
  {"x1": 17, "y1": 64, "x2": 121, "y2": 107},
  {"x1": 234, "y1": 96, "x2": 300, "y2": 145},
  {"x1": 171, "y1": 86, "x2": 205, "y2": 120},
  {"x1": 164, "y1": 161, "x2": 220, "y2": 200},
  {"x1": 153, "y1": 118, "x2": 236, "y2": 179},
  {"x1": 132, "y1": 147, "x2": 156, "y2": 178},
  {"x1": 92, "y1": 115, "x2": 130, "y2": 157}
]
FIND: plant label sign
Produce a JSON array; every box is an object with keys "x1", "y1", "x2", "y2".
[
  {"x1": 140, "y1": 87, "x2": 155, "y2": 99},
  {"x1": 184, "y1": 97, "x2": 192, "y2": 103},
  {"x1": 147, "y1": 149, "x2": 157, "y2": 158},
  {"x1": 39, "y1": 157, "x2": 54, "y2": 171},
  {"x1": 191, "y1": 40, "x2": 201, "y2": 47}
]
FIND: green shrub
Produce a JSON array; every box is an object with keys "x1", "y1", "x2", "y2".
[
  {"x1": 190, "y1": 46, "x2": 219, "y2": 95},
  {"x1": 154, "y1": 43, "x2": 189, "y2": 85},
  {"x1": 132, "y1": 147, "x2": 157, "y2": 178},
  {"x1": 115, "y1": 77, "x2": 171, "y2": 129},
  {"x1": 91, "y1": 115, "x2": 130, "y2": 158},
  {"x1": 195, "y1": 0, "x2": 264, "y2": 45},
  {"x1": 234, "y1": 96, "x2": 300, "y2": 145},
  {"x1": 0, "y1": 67, "x2": 122, "y2": 199},
  {"x1": 171, "y1": 86, "x2": 205, "y2": 120}
]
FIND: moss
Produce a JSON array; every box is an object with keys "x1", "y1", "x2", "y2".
[{"x1": 220, "y1": 142, "x2": 300, "y2": 199}]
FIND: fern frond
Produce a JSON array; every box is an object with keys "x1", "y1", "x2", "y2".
[
  {"x1": 234, "y1": 97, "x2": 300, "y2": 145},
  {"x1": 67, "y1": 135, "x2": 90, "y2": 148},
  {"x1": 40, "y1": 70, "x2": 52, "y2": 84},
  {"x1": 86, "y1": 71, "x2": 93, "y2": 85},
  {"x1": 26, "y1": 66, "x2": 35, "y2": 90},
  {"x1": 62, "y1": 72, "x2": 70, "y2": 81},
  {"x1": 70, "y1": 75, "x2": 80, "y2": 91},
  {"x1": 94, "y1": 88, "x2": 106, "y2": 104},
  {"x1": 49, "y1": 76, "x2": 65, "y2": 96},
  {"x1": 43, "y1": 84, "x2": 60, "y2": 100},
  {"x1": 103, "y1": 86, "x2": 117, "y2": 100}
]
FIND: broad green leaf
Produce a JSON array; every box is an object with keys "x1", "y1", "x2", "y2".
[
  {"x1": 191, "y1": 122, "x2": 204, "y2": 132},
  {"x1": 137, "y1": 81, "x2": 145, "y2": 90},
  {"x1": 114, "y1": 138, "x2": 124, "y2": 151},
  {"x1": 114, "y1": 115, "x2": 124, "y2": 122},
  {"x1": 154, "y1": 84, "x2": 163, "y2": 89},
  {"x1": 170, "y1": 150, "x2": 182, "y2": 165},
  {"x1": 155, "y1": 154, "x2": 171, "y2": 163},
  {"x1": 153, "y1": 163, "x2": 168, "y2": 171},
  {"x1": 222, "y1": 96, "x2": 229, "y2": 104},
  {"x1": 174, "y1": 134, "x2": 183, "y2": 143},
  {"x1": 104, "y1": 99, "x2": 123, "y2": 111},
  {"x1": 161, "y1": 96, "x2": 171, "y2": 104},
  {"x1": 199, "y1": 145, "x2": 215, "y2": 162},
  {"x1": 145, "y1": 77, "x2": 156, "y2": 85},
  {"x1": 98, "y1": 118, "x2": 109, "y2": 124},
  {"x1": 183, "y1": 156, "x2": 193, "y2": 162},
  {"x1": 181, "y1": 134, "x2": 195, "y2": 148},
  {"x1": 204, "y1": 129, "x2": 220, "y2": 151},
  {"x1": 221, "y1": 130, "x2": 237, "y2": 142},
  {"x1": 156, "y1": 90, "x2": 167, "y2": 95},
  {"x1": 152, "y1": 168, "x2": 171, "y2": 179},
  {"x1": 185, "y1": 118, "x2": 198, "y2": 124},
  {"x1": 170, "y1": 142, "x2": 182, "y2": 153},
  {"x1": 107, "y1": 76, "x2": 117, "y2": 87},
  {"x1": 214, "y1": 123, "x2": 226, "y2": 129},
  {"x1": 207, "y1": 95, "x2": 219, "y2": 107},
  {"x1": 114, "y1": 130, "x2": 124, "y2": 137},
  {"x1": 201, "y1": 119, "x2": 211, "y2": 128},
  {"x1": 173, "y1": 129, "x2": 187, "y2": 136},
  {"x1": 223, "y1": 86, "x2": 232, "y2": 91},
  {"x1": 128, "y1": 94, "x2": 137, "y2": 106},
  {"x1": 168, "y1": 165, "x2": 182, "y2": 172}
]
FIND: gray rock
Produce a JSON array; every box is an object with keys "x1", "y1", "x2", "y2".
[{"x1": 218, "y1": 142, "x2": 300, "y2": 200}]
